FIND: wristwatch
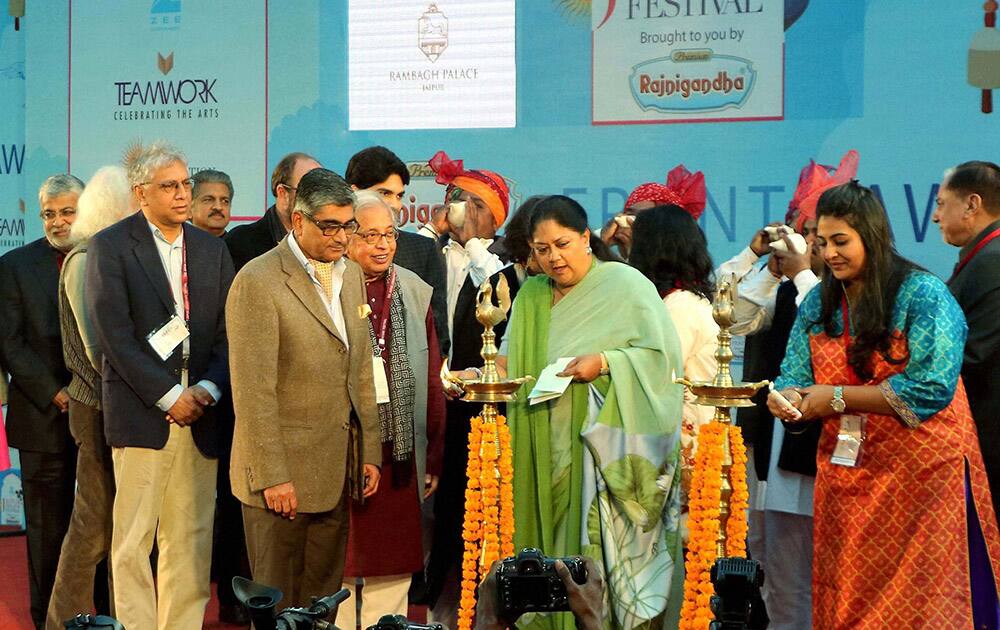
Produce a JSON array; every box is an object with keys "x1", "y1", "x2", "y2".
[
  {"x1": 599, "y1": 353, "x2": 610, "y2": 376},
  {"x1": 830, "y1": 386, "x2": 847, "y2": 413}
]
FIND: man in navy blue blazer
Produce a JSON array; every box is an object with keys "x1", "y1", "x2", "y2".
[{"x1": 85, "y1": 142, "x2": 233, "y2": 630}]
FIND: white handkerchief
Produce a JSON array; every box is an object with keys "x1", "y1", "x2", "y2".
[{"x1": 528, "y1": 357, "x2": 575, "y2": 405}]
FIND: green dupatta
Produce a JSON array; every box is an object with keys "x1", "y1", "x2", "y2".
[{"x1": 507, "y1": 261, "x2": 685, "y2": 629}]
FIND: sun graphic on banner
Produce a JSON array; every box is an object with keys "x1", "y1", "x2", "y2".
[{"x1": 553, "y1": 0, "x2": 590, "y2": 20}]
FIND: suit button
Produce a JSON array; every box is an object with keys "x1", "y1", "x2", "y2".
[
  {"x1": 342, "y1": 421, "x2": 350, "y2": 431},
  {"x1": 339, "y1": 348, "x2": 346, "y2": 354}
]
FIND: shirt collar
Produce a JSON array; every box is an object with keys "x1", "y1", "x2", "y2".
[
  {"x1": 446, "y1": 237, "x2": 494, "y2": 254},
  {"x1": 959, "y1": 218, "x2": 1000, "y2": 260},
  {"x1": 287, "y1": 232, "x2": 345, "y2": 274},
  {"x1": 146, "y1": 219, "x2": 183, "y2": 248}
]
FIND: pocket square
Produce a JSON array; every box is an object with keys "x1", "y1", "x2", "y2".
[{"x1": 358, "y1": 304, "x2": 372, "y2": 319}]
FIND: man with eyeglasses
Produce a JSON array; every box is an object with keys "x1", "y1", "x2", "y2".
[
  {"x1": 337, "y1": 191, "x2": 445, "y2": 629},
  {"x1": 85, "y1": 142, "x2": 234, "y2": 630},
  {"x1": 345, "y1": 146, "x2": 450, "y2": 357},
  {"x1": 225, "y1": 152, "x2": 321, "y2": 272},
  {"x1": 0, "y1": 173, "x2": 82, "y2": 628},
  {"x1": 226, "y1": 168, "x2": 382, "y2": 612}
]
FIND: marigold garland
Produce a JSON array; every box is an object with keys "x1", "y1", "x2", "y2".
[
  {"x1": 678, "y1": 420, "x2": 750, "y2": 629},
  {"x1": 458, "y1": 414, "x2": 515, "y2": 630},
  {"x1": 726, "y1": 426, "x2": 749, "y2": 557}
]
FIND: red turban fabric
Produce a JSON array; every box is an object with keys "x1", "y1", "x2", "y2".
[
  {"x1": 624, "y1": 165, "x2": 707, "y2": 220},
  {"x1": 787, "y1": 150, "x2": 860, "y2": 231},
  {"x1": 428, "y1": 151, "x2": 510, "y2": 228}
]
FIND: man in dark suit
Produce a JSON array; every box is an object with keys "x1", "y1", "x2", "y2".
[
  {"x1": 345, "y1": 146, "x2": 449, "y2": 356},
  {"x1": 188, "y1": 167, "x2": 250, "y2": 625},
  {"x1": 224, "y1": 152, "x2": 321, "y2": 272},
  {"x1": 85, "y1": 143, "x2": 233, "y2": 630},
  {"x1": 935, "y1": 160, "x2": 1000, "y2": 519},
  {"x1": 0, "y1": 173, "x2": 83, "y2": 629}
]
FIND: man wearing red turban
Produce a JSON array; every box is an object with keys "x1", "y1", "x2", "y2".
[
  {"x1": 601, "y1": 164, "x2": 706, "y2": 259},
  {"x1": 418, "y1": 151, "x2": 513, "y2": 628}
]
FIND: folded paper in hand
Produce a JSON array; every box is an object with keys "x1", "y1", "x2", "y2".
[{"x1": 528, "y1": 357, "x2": 575, "y2": 405}]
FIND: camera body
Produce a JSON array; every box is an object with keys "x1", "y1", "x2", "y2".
[
  {"x1": 708, "y1": 557, "x2": 768, "y2": 630},
  {"x1": 496, "y1": 548, "x2": 587, "y2": 616}
]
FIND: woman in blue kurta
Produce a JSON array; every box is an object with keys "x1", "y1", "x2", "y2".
[{"x1": 769, "y1": 182, "x2": 1000, "y2": 628}]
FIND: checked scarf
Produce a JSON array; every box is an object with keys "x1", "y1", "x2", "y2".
[{"x1": 367, "y1": 269, "x2": 416, "y2": 462}]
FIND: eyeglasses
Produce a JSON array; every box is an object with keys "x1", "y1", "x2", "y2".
[
  {"x1": 40, "y1": 208, "x2": 77, "y2": 222},
  {"x1": 355, "y1": 229, "x2": 398, "y2": 245},
  {"x1": 279, "y1": 183, "x2": 298, "y2": 193},
  {"x1": 303, "y1": 214, "x2": 358, "y2": 236},
  {"x1": 142, "y1": 179, "x2": 194, "y2": 195}
]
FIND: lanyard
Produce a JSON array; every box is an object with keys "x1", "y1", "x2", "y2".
[
  {"x1": 952, "y1": 227, "x2": 1000, "y2": 278},
  {"x1": 372, "y1": 269, "x2": 397, "y2": 351},
  {"x1": 166, "y1": 238, "x2": 190, "y2": 322},
  {"x1": 840, "y1": 295, "x2": 861, "y2": 385}
]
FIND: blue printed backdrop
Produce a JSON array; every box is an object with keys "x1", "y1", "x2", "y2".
[
  {"x1": 0, "y1": 14, "x2": 25, "y2": 253},
  {"x1": 2, "y1": 1, "x2": 998, "y2": 279}
]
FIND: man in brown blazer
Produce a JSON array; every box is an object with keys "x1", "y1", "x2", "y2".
[{"x1": 226, "y1": 168, "x2": 382, "y2": 611}]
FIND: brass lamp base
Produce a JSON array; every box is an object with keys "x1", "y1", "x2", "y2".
[
  {"x1": 674, "y1": 378, "x2": 769, "y2": 408},
  {"x1": 459, "y1": 377, "x2": 534, "y2": 403}
]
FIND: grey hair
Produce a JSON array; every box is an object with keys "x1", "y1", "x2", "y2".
[
  {"x1": 122, "y1": 140, "x2": 186, "y2": 187},
  {"x1": 38, "y1": 173, "x2": 84, "y2": 206},
  {"x1": 352, "y1": 189, "x2": 394, "y2": 220},
  {"x1": 69, "y1": 166, "x2": 133, "y2": 244},
  {"x1": 293, "y1": 168, "x2": 356, "y2": 218},
  {"x1": 192, "y1": 169, "x2": 234, "y2": 199}
]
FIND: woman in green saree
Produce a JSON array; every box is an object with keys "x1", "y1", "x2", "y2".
[{"x1": 504, "y1": 195, "x2": 686, "y2": 629}]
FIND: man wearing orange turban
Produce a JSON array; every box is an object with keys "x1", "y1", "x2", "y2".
[{"x1": 418, "y1": 151, "x2": 512, "y2": 628}]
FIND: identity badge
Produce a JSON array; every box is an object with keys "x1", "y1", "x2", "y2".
[
  {"x1": 147, "y1": 315, "x2": 190, "y2": 361},
  {"x1": 830, "y1": 414, "x2": 866, "y2": 467},
  {"x1": 372, "y1": 355, "x2": 391, "y2": 404}
]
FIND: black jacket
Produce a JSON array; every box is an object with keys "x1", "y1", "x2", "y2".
[
  {"x1": 224, "y1": 205, "x2": 285, "y2": 273},
  {"x1": 85, "y1": 212, "x2": 234, "y2": 457},
  {"x1": 0, "y1": 238, "x2": 72, "y2": 453},
  {"x1": 948, "y1": 219, "x2": 1000, "y2": 517},
  {"x1": 394, "y1": 230, "x2": 450, "y2": 356}
]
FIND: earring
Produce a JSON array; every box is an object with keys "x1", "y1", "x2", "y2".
[{"x1": 585, "y1": 246, "x2": 593, "y2": 255}]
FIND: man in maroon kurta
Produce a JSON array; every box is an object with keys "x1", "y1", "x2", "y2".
[{"x1": 340, "y1": 191, "x2": 445, "y2": 628}]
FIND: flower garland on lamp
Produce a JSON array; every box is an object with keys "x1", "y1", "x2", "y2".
[
  {"x1": 449, "y1": 273, "x2": 529, "y2": 630},
  {"x1": 726, "y1": 428, "x2": 750, "y2": 557},
  {"x1": 457, "y1": 413, "x2": 515, "y2": 630},
  {"x1": 675, "y1": 275, "x2": 764, "y2": 629},
  {"x1": 678, "y1": 421, "x2": 751, "y2": 629}
]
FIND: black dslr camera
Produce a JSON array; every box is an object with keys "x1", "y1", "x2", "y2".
[
  {"x1": 496, "y1": 548, "x2": 587, "y2": 616},
  {"x1": 366, "y1": 614, "x2": 443, "y2": 630},
  {"x1": 709, "y1": 557, "x2": 769, "y2": 630}
]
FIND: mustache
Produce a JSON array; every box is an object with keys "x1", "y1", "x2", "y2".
[{"x1": 208, "y1": 209, "x2": 227, "y2": 217}]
